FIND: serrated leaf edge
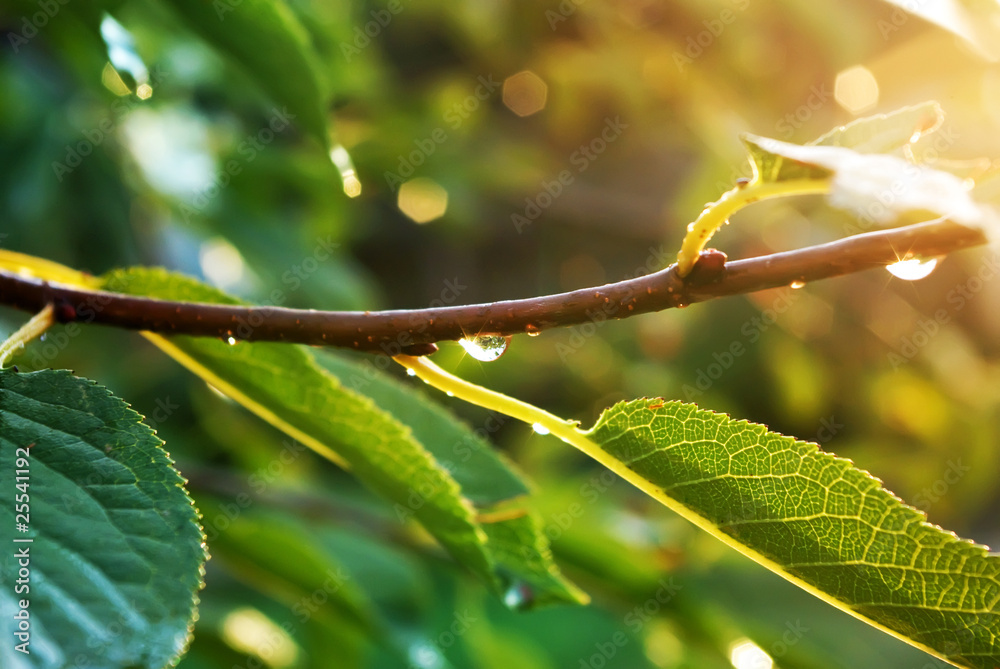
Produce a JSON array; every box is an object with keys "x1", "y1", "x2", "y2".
[{"x1": 582, "y1": 398, "x2": 988, "y2": 668}]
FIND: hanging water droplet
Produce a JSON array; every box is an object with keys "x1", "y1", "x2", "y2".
[
  {"x1": 502, "y1": 582, "x2": 535, "y2": 611},
  {"x1": 790, "y1": 280, "x2": 806, "y2": 289},
  {"x1": 330, "y1": 144, "x2": 362, "y2": 198},
  {"x1": 458, "y1": 335, "x2": 510, "y2": 362},
  {"x1": 531, "y1": 422, "x2": 550, "y2": 435},
  {"x1": 406, "y1": 368, "x2": 416, "y2": 377},
  {"x1": 886, "y1": 257, "x2": 939, "y2": 281},
  {"x1": 100, "y1": 14, "x2": 151, "y2": 97},
  {"x1": 406, "y1": 640, "x2": 445, "y2": 669},
  {"x1": 525, "y1": 324, "x2": 541, "y2": 337},
  {"x1": 445, "y1": 391, "x2": 454, "y2": 397},
  {"x1": 226, "y1": 336, "x2": 238, "y2": 346}
]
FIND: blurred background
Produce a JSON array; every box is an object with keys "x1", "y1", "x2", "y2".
[{"x1": 2, "y1": 0, "x2": 1000, "y2": 667}]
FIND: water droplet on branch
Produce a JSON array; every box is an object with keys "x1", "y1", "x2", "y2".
[
  {"x1": 531, "y1": 422, "x2": 550, "y2": 435},
  {"x1": 790, "y1": 280, "x2": 806, "y2": 289},
  {"x1": 886, "y1": 257, "x2": 939, "y2": 281},
  {"x1": 459, "y1": 335, "x2": 510, "y2": 362},
  {"x1": 503, "y1": 582, "x2": 535, "y2": 611}
]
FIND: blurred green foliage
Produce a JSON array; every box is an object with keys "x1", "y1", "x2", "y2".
[{"x1": 2, "y1": 0, "x2": 1000, "y2": 667}]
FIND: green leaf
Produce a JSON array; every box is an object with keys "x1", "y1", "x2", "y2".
[
  {"x1": 743, "y1": 102, "x2": 945, "y2": 184},
  {"x1": 809, "y1": 101, "x2": 944, "y2": 152},
  {"x1": 741, "y1": 133, "x2": 835, "y2": 184},
  {"x1": 741, "y1": 132, "x2": 997, "y2": 233},
  {"x1": 155, "y1": 0, "x2": 331, "y2": 148},
  {"x1": 97, "y1": 268, "x2": 583, "y2": 608},
  {"x1": 879, "y1": 0, "x2": 1000, "y2": 60},
  {"x1": 0, "y1": 369, "x2": 206, "y2": 669},
  {"x1": 582, "y1": 399, "x2": 1000, "y2": 668},
  {"x1": 318, "y1": 352, "x2": 588, "y2": 608}
]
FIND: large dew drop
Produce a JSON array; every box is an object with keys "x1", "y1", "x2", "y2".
[
  {"x1": 406, "y1": 640, "x2": 445, "y2": 669},
  {"x1": 886, "y1": 257, "x2": 939, "y2": 281},
  {"x1": 458, "y1": 335, "x2": 510, "y2": 362},
  {"x1": 502, "y1": 582, "x2": 535, "y2": 611}
]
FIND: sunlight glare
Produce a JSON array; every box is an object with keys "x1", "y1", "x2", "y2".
[{"x1": 729, "y1": 638, "x2": 773, "y2": 669}]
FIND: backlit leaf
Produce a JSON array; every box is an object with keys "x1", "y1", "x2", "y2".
[{"x1": 582, "y1": 399, "x2": 1000, "y2": 668}]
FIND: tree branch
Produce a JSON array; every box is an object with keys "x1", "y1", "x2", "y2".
[{"x1": 0, "y1": 218, "x2": 987, "y2": 354}]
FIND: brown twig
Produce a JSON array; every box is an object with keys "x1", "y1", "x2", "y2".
[{"x1": 0, "y1": 219, "x2": 988, "y2": 354}]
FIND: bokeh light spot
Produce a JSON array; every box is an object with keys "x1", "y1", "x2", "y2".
[
  {"x1": 729, "y1": 638, "x2": 773, "y2": 669},
  {"x1": 199, "y1": 237, "x2": 247, "y2": 291},
  {"x1": 503, "y1": 70, "x2": 548, "y2": 117},
  {"x1": 834, "y1": 65, "x2": 879, "y2": 115},
  {"x1": 221, "y1": 607, "x2": 299, "y2": 668},
  {"x1": 330, "y1": 144, "x2": 362, "y2": 198},
  {"x1": 398, "y1": 178, "x2": 449, "y2": 223}
]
